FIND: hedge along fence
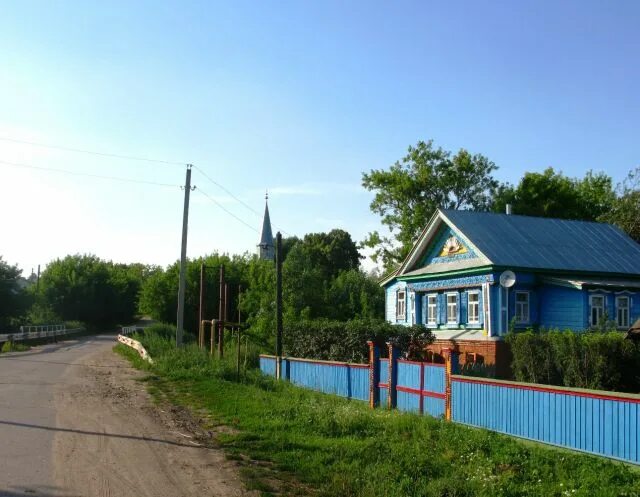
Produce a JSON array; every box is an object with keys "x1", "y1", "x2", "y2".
[
  {"x1": 261, "y1": 342, "x2": 640, "y2": 465},
  {"x1": 283, "y1": 318, "x2": 433, "y2": 363},
  {"x1": 506, "y1": 330, "x2": 640, "y2": 393}
]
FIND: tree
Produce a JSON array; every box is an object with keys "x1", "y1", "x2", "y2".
[
  {"x1": 38, "y1": 255, "x2": 149, "y2": 326},
  {"x1": 0, "y1": 257, "x2": 30, "y2": 330},
  {"x1": 599, "y1": 166, "x2": 640, "y2": 242},
  {"x1": 327, "y1": 269, "x2": 384, "y2": 321},
  {"x1": 362, "y1": 140, "x2": 498, "y2": 270},
  {"x1": 492, "y1": 168, "x2": 615, "y2": 220}
]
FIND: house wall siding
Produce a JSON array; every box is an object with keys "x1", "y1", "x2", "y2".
[{"x1": 539, "y1": 286, "x2": 585, "y2": 330}]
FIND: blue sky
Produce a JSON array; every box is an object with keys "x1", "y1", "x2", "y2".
[{"x1": 0, "y1": 0, "x2": 638, "y2": 273}]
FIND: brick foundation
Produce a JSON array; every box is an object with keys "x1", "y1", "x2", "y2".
[{"x1": 425, "y1": 339, "x2": 512, "y2": 379}]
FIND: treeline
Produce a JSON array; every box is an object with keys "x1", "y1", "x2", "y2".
[
  {"x1": 0, "y1": 255, "x2": 153, "y2": 330},
  {"x1": 0, "y1": 229, "x2": 385, "y2": 341},
  {"x1": 140, "y1": 229, "x2": 384, "y2": 345}
]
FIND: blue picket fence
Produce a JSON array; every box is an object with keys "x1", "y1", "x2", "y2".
[
  {"x1": 260, "y1": 351, "x2": 640, "y2": 465},
  {"x1": 452, "y1": 376, "x2": 640, "y2": 464},
  {"x1": 396, "y1": 361, "x2": 446, "y2": 417},
  {"x1": 260, "y1": 355, "x2": 369, "y2": 401}
]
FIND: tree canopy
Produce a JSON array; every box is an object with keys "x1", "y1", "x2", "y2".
[
  {"x1": 362, "y1": 140, "x2": 498, "y2": 269},
  {"x1": 491, "y1": 168, "x2": 616, "y2": 221}
]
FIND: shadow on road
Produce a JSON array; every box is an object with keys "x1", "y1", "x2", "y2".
[
  {"x1": 0, "y1": 420, "x2": 204, "y2": 450},
  {"x1": 0, "y1": 485, "x2": 74, "y2": 497}
]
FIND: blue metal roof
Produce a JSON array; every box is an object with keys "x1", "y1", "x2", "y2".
[{"x1": 441, "y1": 210, "x2": 640, "y2": 276}]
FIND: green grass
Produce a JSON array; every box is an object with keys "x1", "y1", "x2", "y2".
[
  {"x1": 116, "y1": 328, "x2": 640, "y2": 497},
  {"x1": 1, "y1": 341, "x2": 31, "y2": 353}
]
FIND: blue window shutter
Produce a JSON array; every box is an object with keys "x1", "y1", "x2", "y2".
[
  {"x1": 437, "y1": 293, "x2": 444, "y2": 324},
  {"x1": 460, "y1": 291, "x2": 468, "y2": 324},
  {"x1": 456, "y1": 291, "x2": 461, "y2": 324}
]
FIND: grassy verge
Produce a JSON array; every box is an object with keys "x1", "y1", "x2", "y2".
[
  {"x1": 1, "y1": 341, "x2": 30, "y2": 353},
  {"x1": 116, "y1": 327, "x2": 640, "y2": 497}
]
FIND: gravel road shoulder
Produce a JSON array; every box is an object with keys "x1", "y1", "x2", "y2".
[{"x1": 52, "y1": 345, "x2": 255, "y2": 497}]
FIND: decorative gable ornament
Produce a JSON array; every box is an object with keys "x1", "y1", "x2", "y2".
[{"x1": 439, "y1": 236, "x2": 468, "y2": 257}]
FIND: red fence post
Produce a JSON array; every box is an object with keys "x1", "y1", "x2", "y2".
[
  {"x1": 367, "y1": 341, "x2": 380, "y2": 409},
  {"x1": 443, "y1": 348, "x2": 458, "y2": 421}
]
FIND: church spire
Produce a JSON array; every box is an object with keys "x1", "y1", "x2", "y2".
[{"x1": 257, "y1": 191, "x2": 275, "y2": 260}]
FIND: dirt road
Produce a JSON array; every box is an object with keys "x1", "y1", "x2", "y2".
[{"x1": 0, "y1": 334, "x2": 252, "y2": 497}]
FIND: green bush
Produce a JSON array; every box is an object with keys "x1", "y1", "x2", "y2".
[
  {"x1": 283, "y1": 318, "x2": 433, "y2": 363},
  {"x1": 1, "y1": 340, "x2": 30, "y2": 353},
  {"x1": 506, "y1": 329, "x2": 640, "y2": 392}
]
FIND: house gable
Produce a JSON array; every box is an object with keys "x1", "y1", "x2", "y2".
[{"x1": 397, "y1": 210, "x2": 492, "y2": 279}]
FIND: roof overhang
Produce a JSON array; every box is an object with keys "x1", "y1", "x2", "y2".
[{"x1": 542, "y1": 276, "x2": 640, "y2": 290}]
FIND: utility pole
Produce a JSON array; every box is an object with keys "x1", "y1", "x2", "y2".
[
  {"x1": 36, "y1": 264, "x2": 40, "y2": 294},
  {"x1": 176, "y1": 164, "x2": 193, "y2": 347},
  {"x1": 275, "y1": 232, "x2": 283, "y2": 379}
]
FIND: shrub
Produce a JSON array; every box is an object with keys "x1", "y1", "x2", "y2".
[
  {"x1": 283, "y1": 318, "x2": 433, "y2": 363},
  {"x1": 506, "y1": 329, "x2": 640, "y2": 392}
]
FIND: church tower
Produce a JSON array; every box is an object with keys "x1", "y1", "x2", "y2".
[{"x1": 257, "y1": 193, "x2": 275, "y2": 260}]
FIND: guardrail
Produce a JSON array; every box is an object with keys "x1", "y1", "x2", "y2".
[
  {"x1": 120, "y1": 326, "x2": 141, "y2": 336},
  {"x1": 0, "y1": 326, "x2": 84, "y2": 343}
]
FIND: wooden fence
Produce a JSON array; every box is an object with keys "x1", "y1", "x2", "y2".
[{"x1": 260, "y1": 342, "x2": 640, "y2": 465}]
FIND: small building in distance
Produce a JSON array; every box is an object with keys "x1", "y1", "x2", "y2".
[
  {"x1": 257, "y1": 194, "x2": 275, "y2": 261},
  {"x1": 381, "y1": 208, "x2": 640, "y2": 377}
]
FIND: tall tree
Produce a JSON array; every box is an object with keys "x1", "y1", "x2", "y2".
[
  {"x1": 599, "y1": 166, "x2": 640, "y2": 242},
  {"x1": 362, "y1": 140, "x2": 498, "y2": 270}
]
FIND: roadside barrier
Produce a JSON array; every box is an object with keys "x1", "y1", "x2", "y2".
[
  {"x1": 117, "y1": 334, "x2": 153, "y2": 364},
  {"x1": 0, "y1": 325, "x2": 84, "y2": 344}
]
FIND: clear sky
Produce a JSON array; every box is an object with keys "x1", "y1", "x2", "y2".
[{"x1": 1, "y1": 0, "x2": 638, "y2": 274}]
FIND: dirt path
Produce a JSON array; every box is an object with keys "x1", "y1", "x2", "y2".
[{"x1": 0, "y1": 334, "x2": 256, "y2": 497}]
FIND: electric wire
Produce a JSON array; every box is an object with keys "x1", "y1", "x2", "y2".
[
  {"x1": 193, "y1": 165, "x2": 290, "y2": 236},
  {"x1": 0, "y1": 136, "x2": 186, "y2": 166},
  {"x1": 0, "y1": 135, "x2": 291, "y2": 235},
  {"x1": 0, "y1": 159, "x2": 181, "y2": 188},
  {"x1": 195, "y1": 188, "x2": 259, "y2": 233}
]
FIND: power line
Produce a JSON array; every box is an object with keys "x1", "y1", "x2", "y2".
[
  {"x1": 0, "y1": 159, "x2": 181, "y2": 188},
  {"x1": 196, "y1": 188, "x2": 259, "y2": 233},
  {"x1": 193, "y1": 165, "x2": 261, "y2": 215},
  {"x1": 0, "y1": 134, "x2": 291, "y2": 235},
  {"x1": 193, "y1": 165, "x2": 290, "y2": 236},
  {"x1": 0, "y1": 136, "x2": 186, "y2": 166}
]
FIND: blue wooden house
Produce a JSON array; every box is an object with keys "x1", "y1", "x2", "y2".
[{"x1": 381, "y1": 209, "x2": 640, "y2": 372}]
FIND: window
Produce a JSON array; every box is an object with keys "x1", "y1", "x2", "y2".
[
  {"x1": 590, "y1": 295, "x2": 605, "y2": 327},
  {"x1": 616, "y1": 296, "x2": 630, "y2": 328},
  {"x1": 468, "y1": 291, "x2": 480, "y2": 324},
  {"x1": 396, "y1": 290, "x2": 406, "y2": 320},
  {"x1": 515, "y1": 292, "x2": 530, "y2": 324},
  {"x1": 446, "y1": 293, "x2": 458, "y2": 324},
  {"x1": 427, "y1": 294, "x2": 437, "y2": 325}
]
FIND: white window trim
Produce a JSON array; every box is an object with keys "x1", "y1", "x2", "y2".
[
  {"x1": 514, "y1": 291, "x2": 530, "y2": 324},
  {"x1": 589, "y1": 294, "x2": 605, "y2": 327},
  {"x1": 446, "y1": 292, "x2": 458, "y2": 324},
  {"x1": 467, "y1": 290, "x2": 480, "y2": 324},
  {"x1": 616, "y1": 295, "x2": 630, "y2": 329},
  {"x1": 426, "y1": 293, "x2": 438, "y2": 326},
  {"x1": 396, "y1": 289, "x2": 406, "y2": 321}
]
